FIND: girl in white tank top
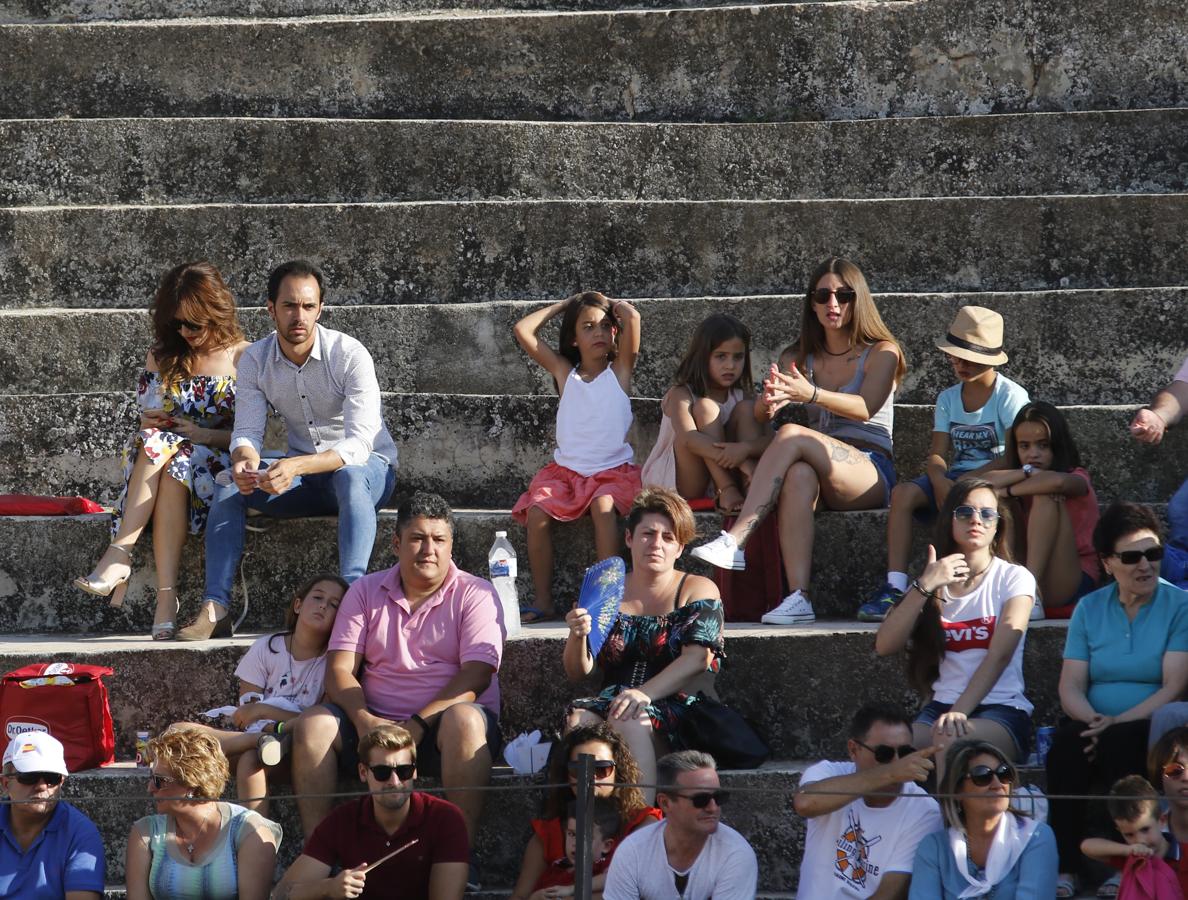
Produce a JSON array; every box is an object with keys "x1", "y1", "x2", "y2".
[
  {"x1": 641, "y1": 313, "x2": 766, "y2": 514},
  {"x1": 511, "y1": 292, "x2": 644, "y2": 623}
]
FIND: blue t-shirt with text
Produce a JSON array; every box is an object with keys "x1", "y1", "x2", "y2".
[{"x1": 933, "y1": 373, "x2": 1030, "y2": 473}]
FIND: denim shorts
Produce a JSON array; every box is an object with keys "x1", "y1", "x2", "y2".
[
  {"x1": 864, "y1": 450, "x2": 897, "y2": 508},
  {"x1": 322, "y1": 702, "x2": 502, "y2": 777},
  {"x1": 914, "y1": 699, "x2": 1033, "y2": 758},
  {"x1": 907, "y1": 469, "x2": 961, "y2": 520}
]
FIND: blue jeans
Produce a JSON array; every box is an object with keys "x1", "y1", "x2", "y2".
[{"x1": 203, "y1": 454, "x2": 396, "y2": 607}]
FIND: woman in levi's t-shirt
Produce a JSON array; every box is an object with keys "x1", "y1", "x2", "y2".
[{"x1": 877, "y1": 476, "x2": 1037, "y2": 780}]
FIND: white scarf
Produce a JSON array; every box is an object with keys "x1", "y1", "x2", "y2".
[{"x1": 949, "y1": 812, "x2": 1040, "y2": 898}]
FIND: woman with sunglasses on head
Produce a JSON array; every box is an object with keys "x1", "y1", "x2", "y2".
[
  {"x1": 910, "y1": 740, "x2": 1057, "y2": 898},
  {"x1": 73, "y1": 261, "x2": 250, "y2": 640},
  {"x1": 126, "y1": 727, "x2": 281, "y2": 900},
  {"x1": 691, "y1": 257, "x2": 905, "y2": 626},
  {"x1": 876, "y1": 477, "x2": 1036, "y2": 782},
  {"x1": 1045, "y1": 501, "x2": 1188, "y2": 899},
  {"x1": 1147, "y1": 726, "x2": 1188, "y2": 895},
  {"x1": 510, "y1": 723, "x2": 661, "y2": 900}
]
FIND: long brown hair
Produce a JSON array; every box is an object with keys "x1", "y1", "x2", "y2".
[
  {"x1": 150, "y1": 261, "x2": 244, "y2": 387},
  {"x1": 542, "y1": 723, "x2": 647, "y2": 821},
  {"x1": 906, "y1": 477, "x2": 1015, "y2": 694},
  {"x1": 796, "y1": 257, "x2": 907, "y2": 382},
  {"x1": 672, "y1": 313, "x2": 754, "y2": 397},
  {"x1": 557, "y1": 291, "x2": 617, "y2": 373}
]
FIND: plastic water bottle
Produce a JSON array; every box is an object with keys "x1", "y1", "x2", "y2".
[{"x1": 489, "y1": 531, "x2": 521, "y2": 640}]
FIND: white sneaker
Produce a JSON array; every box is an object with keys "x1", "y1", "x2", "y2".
[
  {"x1": 690, "y1": 531, "x2": 746, "y2": 571},
  {"x1": 761, "y1": 590, "x2": 816, "y2": 625}
]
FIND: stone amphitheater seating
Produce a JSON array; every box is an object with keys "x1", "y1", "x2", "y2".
[{"x1": 1, "y1": 0, "x2": 1186, "y2": 894}]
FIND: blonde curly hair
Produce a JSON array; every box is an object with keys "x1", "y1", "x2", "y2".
[{"x1": 149, "y1": 727, "x2": 229, "y2": 799}]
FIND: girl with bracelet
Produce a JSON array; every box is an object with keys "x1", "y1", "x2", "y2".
[{"x1": 875, "y1": 476, "x2": 1036, "y2": 781}]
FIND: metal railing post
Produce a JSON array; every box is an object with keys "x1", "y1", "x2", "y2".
[{"x1": 573, "y1": 752, "x2": 595, "y2": 900}]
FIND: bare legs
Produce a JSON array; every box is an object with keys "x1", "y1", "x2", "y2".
[
  {"x1": 290, "y1": 706, "x2": 344, "y2": 835},
  {"x1": 1022, "y1": 495, "x2": 1085, "y2": 605},
  {"x1": 672, "y1": 398, "x2": 761, "y2": 513},
  {"x1": 90, "y1": 447, "x2": 174, "y2": 580},
  {"x1": 525, "y1": 495, "x2": 622, "y2": 620},
  {"x1": 438, "y1": 703, "x2": 494, "y2": 844},
  {"x1": 886, "y1": 482, "x2": 929, "y2": 575},
  {"x1": 151, "y1": 472, "x2": 189, "y2": 629},
  {"x1": 778, "y1": 462, "x2": 820, "y2": 593}
]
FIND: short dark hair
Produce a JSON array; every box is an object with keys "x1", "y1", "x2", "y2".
[
  {"x1": 267, "y1": 259, "x2": 325, "y2": 305},
  {"x1": 848, "y1": 702, "x2": 913, "y2": 742},
  {"x1": 394, "y1": 492, "x2": 455, "y2": 535},
  {"x1": 1107, "y1": 775, "x2": 1160, "y2": 823},
  {"x1": 565, "y1": 797, "x2": 623, "y2": 841},
  {"x1": 1093, "y1": 501, "x2": 1163, "y2": 559},
  {"x1": 656, "y1": 750, "x2": 716, "y2": 798}
]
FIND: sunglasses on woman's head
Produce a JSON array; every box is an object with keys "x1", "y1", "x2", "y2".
[
  {"x1": 1163, "y1": 762, "x2": 1188, "y2": 779},
  {"x1": 368, "y1": 763, "x2": 415, "y2": 782},
  {"x1": 14, "y1": 771, "x2": 63, "y2": 787},
  {"x1": 1115, "y1": 546, "x2": 1163, "y2": 565},
  {"x1": 962, "y1": 764, "x2": 1015, "y2": 787},
  {"x1": 953, "y1": 505, "x2": 1000, "y2": 523},
  {"x1": 855, "y1": 740, "x2": 916, "y2": 765},
  {"x1": 811, "y1": 287, "x2": 857, "y2": 305},
  {"x1": 567, "y1": 760, "x2": 616, "y2": 777}
]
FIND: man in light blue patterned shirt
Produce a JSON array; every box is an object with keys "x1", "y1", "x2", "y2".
[{"x1": 180, "y1": 259, "x2": 398, "y2": 640}]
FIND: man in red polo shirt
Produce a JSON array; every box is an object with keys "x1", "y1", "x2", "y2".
[{"x1": 275, "y1": 724, "x2": 468, "y2": 899}]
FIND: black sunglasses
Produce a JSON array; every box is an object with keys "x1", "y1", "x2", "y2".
[
  {"x1": 172, "y1": 318, "x2": 204, "y2": 332},
  {"x1": 148, "y1": 772, "x2": 181, "y2": 790},
  {"x1": 811, "y1": 287, "x2": 857, "y2": 305},
  {"x1": 953, "y1": 505, "x2": 1001, "y2": 523},
  {"x1": 567, "y1": 760, "x2": 616, "y2": 778},
  {"x1": 855, "y1": 740, "x2": 916, "y2": 765},
  {"x1": 963, "y1": 763, "x2": 1015, "y2": 788},
  {"x1": 677, "y1": 790, "x2": 730, "y2": 809},
  {"x1": 1115, "y1": 546, "x2": 1163, "y2": 565},
  {"x1": 368, "y1": 763, "x2": 416, "y2": 782},
  {"x1": 15, "y1": 771, "x2": 63, "y2": 787}
]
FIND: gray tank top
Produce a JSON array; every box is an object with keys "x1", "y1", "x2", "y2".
[{"x1": 804, "y1": 346, "x2": 895, "y2": 455}]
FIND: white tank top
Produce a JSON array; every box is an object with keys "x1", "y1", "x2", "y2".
[{"x1": 553, "y1": 367, "x2": 635, "y2": 476}]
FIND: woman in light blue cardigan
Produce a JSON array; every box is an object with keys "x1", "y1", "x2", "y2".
[{"x1": 911, "y1": 740, "x2": 1056, "y2": 898}]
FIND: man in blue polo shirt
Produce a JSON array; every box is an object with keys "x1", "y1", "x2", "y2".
[{"x1": 0, "y1": 731, "x2": 105, "y2": 899}]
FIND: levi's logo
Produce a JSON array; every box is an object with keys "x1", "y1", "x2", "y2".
[
  {"x1": 942, "y1": 615, "x2": 996, "y2": 650},
  {"x1": 5, "y1": 719, "x2": 50, "y2": 740}
]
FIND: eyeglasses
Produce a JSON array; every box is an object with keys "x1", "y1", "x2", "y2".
[
  {"x1": 962, "y1": 764, "x2": 1015, "y2": 787},
  {"x1": 172, "y1": 318, "x2": 204, "y2": 332},
  {"x1": 1114, "y1": 546, "x2": 1164, "y2": 565},
  {"x1": 675, "y1": 790, "x2": 730, "y2": 809},
  {"x1": 1162, "y1": 762, "x2": 1188, "y2": 780},
  {"x1": 811, "y1": 287, "x2": 857, "y2": 305},
  {"x1": 953, "y1": 506, "x2": 1001, "y2": 523},
  {"x1": 368, "y1": 764, "x2": 416, "y2": 782},
  {"x1": 567, "y1": 760, "x2": 616, "y2": 778},
  {"x1": 14, "y1": 771, "x2": 63, "y2": 787},
  {"x1": 855, "y1": 740, "x2": 916, "y2": 765},
  {"x1": 148, "y1": 772, "x2": 182, "y2": 790}
]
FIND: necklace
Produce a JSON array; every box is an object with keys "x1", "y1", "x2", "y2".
[
  {"x1": 283, "y1": 633, "x2": 325, "y2": 703},
  {"x1": 175, "y1": 806, "x2": 215, "y2": 860},
  {"x1": 821, "y1": 343, "x2": 854, "y2": 357},
  {"x1": 962, "y1": 560, "x2": 992, "y2": 584}
]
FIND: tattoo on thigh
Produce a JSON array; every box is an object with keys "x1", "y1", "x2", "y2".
[
  {"x1": 742, "y1": 476, "x2": 783, "y2": 538},
  {"x1": 829, "y1": 440, "x2": 861, "y2": 464}
]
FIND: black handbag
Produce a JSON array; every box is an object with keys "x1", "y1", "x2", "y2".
[{"x1": 676, "y1": 692, "x2": 770, "y2": 769}]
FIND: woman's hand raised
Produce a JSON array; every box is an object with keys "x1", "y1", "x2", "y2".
[
  {"x1": 918, "y1": 544, "x2": 973, "y2": 593},
  {"x1": 565, "y1": 606, "x2": 592, "y2": 638}
]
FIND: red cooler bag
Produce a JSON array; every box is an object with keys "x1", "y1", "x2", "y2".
[{"x1": 0, "y1": 662, "x2": 116, "y2": 771}]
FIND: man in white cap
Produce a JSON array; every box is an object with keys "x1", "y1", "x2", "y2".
[{"x1": 0, "y1": 731, "x2": 105, "y2": 899}]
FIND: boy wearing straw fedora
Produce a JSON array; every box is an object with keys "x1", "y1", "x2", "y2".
[{"x1": 858, "y1": 306, "x2": 1030, "y2": 622}]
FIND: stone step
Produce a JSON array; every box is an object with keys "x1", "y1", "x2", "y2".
[
  {"x1": 2, "y1": 392, "x2": 1182, "y2": 508},
  {"x1": 4, "y1": 287, "x2": 1186, "y2": 404},
  {"x1": 0, "y1": 0, "x2": 1181, "y2": 121},
  {"x1": 64, "y1": 760, "x2": 810, "y2": 889},
  {"x1": 4, "y1": 109, "x2": 1186, "y2": 206},
  {"x1": 3, "y1": 195, "x2": 1188, "y2": 311},
  {"x1": 0, "y1": 0, "x2": 873, "y2": 25},
  {"x1": 0, "y1": 498, "x2": 1150, "y2": 631}
]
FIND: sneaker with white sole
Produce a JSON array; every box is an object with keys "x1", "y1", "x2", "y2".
[
  {"x1": 689, "y1": 531, "x2": 746, "y2": 571},
  {"x1": 761, "y1": 590, "x2": 816, "y2": 625}
]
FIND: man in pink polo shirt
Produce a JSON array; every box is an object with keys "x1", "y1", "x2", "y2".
[{"x1": 291, "y1": 492, "x2": 503, "y2": 885}]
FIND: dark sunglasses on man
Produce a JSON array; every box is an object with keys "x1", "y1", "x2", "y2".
[
  {"x1": 368, "y1": 763, "x2": 416, "y2": 782},
  {"x1": 14, "y1": 771, "x2": 64, "y2": 787},
  {"x1": 855, "y1": 740, "x2": 916, "y2": 765}
]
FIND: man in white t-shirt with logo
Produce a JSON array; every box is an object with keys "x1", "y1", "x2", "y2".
[
  {"x1": 794, "y1": 703, "x2": 943, "y2": 899},
  {"x1": 604, "y1": 750, "x2": 757, "y2": 900}
]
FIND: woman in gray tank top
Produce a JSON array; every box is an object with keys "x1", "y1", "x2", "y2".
[{"x1": 691, "y1": 257, "x2": 906, "y2": 626}]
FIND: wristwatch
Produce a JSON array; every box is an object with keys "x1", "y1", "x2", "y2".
[{"x1": 1022, "y1": 464, "x2": 1034, "y2": 477}]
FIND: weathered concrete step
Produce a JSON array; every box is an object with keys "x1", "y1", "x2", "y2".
[
  {"x1": 66, "y1": 760, "x2": 807, "y2": 889},
  {"x1": 0, "y1": 0, "x2": 1182, "y2": 121},
  {"x1": 5, "y1": 109, "x2": 1186, "y2": 206},
  {"x1": 2, "y1": 391, "x2": 1182, "y2": 508},
  {"x1": 6, "y1": 288, "x2": 1186, "y2": 405},
  {"x1": 4, "y1": 195, "x2": 1188, "y2": 311}
]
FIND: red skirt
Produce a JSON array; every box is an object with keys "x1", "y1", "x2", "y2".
[{"x1": 511, "y1": 462, "x2": 642, "y2": 523}]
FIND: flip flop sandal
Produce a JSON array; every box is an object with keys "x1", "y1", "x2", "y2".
[
  {"x1": 520, "y1": 607, "x2": 558, "y2": 624},
  {"x1": 1097, "y1": 873, "x2": 1121, "y2": 898},
  {"x1": 1055, "y1": 876, "x2": 1078, "y2": 899}
]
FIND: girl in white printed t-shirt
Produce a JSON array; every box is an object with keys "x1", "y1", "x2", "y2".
[
  {"x1": 173, "y1": 573, "x2": 346, "y2": 816},
  {"x1": 875, "y1": 476, "x2": 1036, "y2": 780}
]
